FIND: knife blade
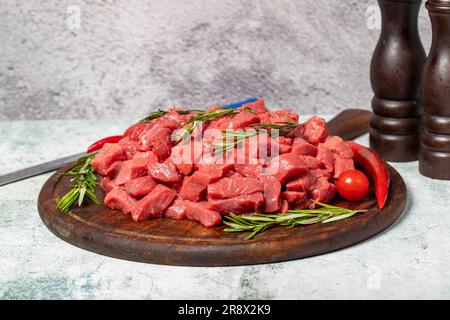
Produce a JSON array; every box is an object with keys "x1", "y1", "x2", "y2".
[{"x1": 0, "y1": 152, "x2": 87, "y2": 187}]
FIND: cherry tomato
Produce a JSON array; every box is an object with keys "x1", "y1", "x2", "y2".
[{"x1": 336, "y1": 169, "x2": 370, "y2": 202}]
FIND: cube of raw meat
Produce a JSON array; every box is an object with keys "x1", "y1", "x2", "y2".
[
  {"x1": 104, "y1": 187, "x2": 137, "y2": 215},
  {"x1": 114, "y1": 158, "x2": 150, "y2": 186},
  {"x1": 100, "y1": 177, "x2": 115, "y2": 193},
  {"x1": 207, "y1": 192, "x2": 265, "y2": 215},
  {"x1": 207, "y1": 176, "x2": 264, "y2": 199},
  {"x1": 179, "y1": 164, "x2": 234, "y2": 201},
  {"x1": 118, "y1": 137, "x2": 139, "y2": 159},
  {"x1": 301, "y1": 116, "x2": 328, "y2": 145},
  {"x1": 148, "y1": 162, "x2": 181, "y2": 184},
  {"x1": 322, "y1": 136, "x2": 353, "y2": 159},
  {"x1": 282, "y1": 191, "x2": 308, "y2": 208},
  {"x1": 228, "y1": 111, "x2": 261, "y2": 129},
  {"x1": 292, "y1": 137, "x2": 318, "y2": 156},
  {"x1": 91, "y1": 143, "x2": 126, "y2": 175},
  {"x1": 131, "y1": 184, "x2": 177, "y2": 221},
  {"x1": 285, "y1": 171, "x2": 318, "y2": 192},
  {"x1": 104, "y1": 161, "x2": 123, "y2": 178},
  {"x1": 124, "y1": 176, "x2": 158, "y2": 197},
  {"x1": 264, "y1": 153, "x2": 308, "y2": 184},
  {"x1": 310, "y1": 177, "x2": 336, "y2": 204},
  {"x1": 241, "y1": 99, "x2": 267, "y2": 114},
  {"x1": 164, "y1": 198, "x2": 187, "y2": 220},
  {"x1": 316, "y1": 144, "x2": 334, "y2": 172},
  {"x1": 333, "y1": 155, "x2": 355, "y2": 179},
  {"x1": 258, "y1": 175, "x2": 281, "y2": 213},
  {"x1": 184, "y1": 201, "x2": 222, "y2": 227}
]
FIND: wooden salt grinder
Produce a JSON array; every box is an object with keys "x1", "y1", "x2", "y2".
[
  {"x1": 370, "y1": 0, "x2": 426, "y2": 162},
  {"x1": 419, "y1": 0, "x2": 450, "y2": 179}
]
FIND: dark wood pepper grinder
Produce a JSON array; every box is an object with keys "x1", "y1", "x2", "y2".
[
  {"x1": 419, "y1": 0, "x2": 450, "y2": 179},
  {"x1": 370, "y1": 0, "x2": 426, "y2": 162}
]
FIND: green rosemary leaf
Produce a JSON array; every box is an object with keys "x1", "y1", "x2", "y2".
[
  {"x1": 223, "y1": 201, "x2": 367, "y2": 240},
  {"x1": 56, "y1": 154, "x2": 100, "y2": 213}
]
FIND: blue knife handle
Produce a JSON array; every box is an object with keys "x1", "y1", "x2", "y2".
[{"x1": 223, "y1": 98, "x2": 258, "y2": 109}]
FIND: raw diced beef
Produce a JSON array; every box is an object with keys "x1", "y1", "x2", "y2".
[
  {"x1": 241, "y1": 99, "x2": 267, "y2": 114},
  {"x1": 164, "y1": 198, "x2": 187, "y2": 220},
  {"x1": 301, "y1": 116, "x2": 328, "y2": 145},
  {"x1": 228, "y1": 111, "x2": 260, "y2": 129},
  {"x1": 131, "y1": 184, "x2": 176, "y2": 221},
  {"x1": 105, "y1": 161, "x2": 123, "y2": 178},
  {"x1": 258, "y1": 175, "x2": 281, "y2": 212},
  {"x1": 282, "y1": 191, "x2": 308, "y2": 208},
  {"x1": 104, "y1": 187, "x2": 136, "y2": 215},
  {"x1": 114, "y1": 159, "x2": 149, "y2": 185},
  {"x1": 265, "y1": 153, "x2": 308, "y2": 184},
  {"x1": 93, "y1": 100, "x2": 356, "y2": 227},
  {"x1": 100, "y1": 177, "x2": 115, "y2": 193},
  {"x1": 310, "y1": 177, "x2": 336, "y2": 204},
  {"x1": 285, "y1": 171, "x2": 317, "y2": 192},
  {"x1": 207, "y1": 192, "x2": 265, "y2": 215},
  {"x1": 207, "y1": 176, "x2": 264, "y2": 199},
  {"x1": 180, "y1": 164, "x2": 234, "y2": 201},
  {"x1": 333, "y1": 155, "x2": 355, "y2": 179},
  {"x1": 124, "y1": 176, "x2": 157, "y2": 197},
  {"x1": 148, "y1": 162, "x2": 181, "y2": 184},
  {"x1": 234, "y1": 163, "x2": 263, "y2": 177},
  {"x1": 292, "y1": 137, "x2": 318, "y2": 156},
  {"x1": 91, "y1": 143, "x2": 126, "y2": 175},
  {"x1": 184, "y1": 201, "x2": 222, "y2": 227},
  {"x1": 118, "y1": 137, "x2": 139, "y2": 159},
  {"x1": 113, "y1": 151, "x2": 159, "y2": 185},
  {"x1": 316, "y1": 145, "x2": 334, "y2": 172},
  {"x1": 322, "y1": 136, "x2": 353, "y2": 159}
]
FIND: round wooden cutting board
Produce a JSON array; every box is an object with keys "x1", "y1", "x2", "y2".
[{"x1": 37, "y1": 163, "x2": 406, "y2": 266}]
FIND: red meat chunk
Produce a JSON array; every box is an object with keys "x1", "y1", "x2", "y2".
[
  {"x1": 292, "y1": 137, "x2": 318, "y2": 156},
  {"x1": 228, "y1": 111, "x2": 261, "y2": 129},
  {"x1": 114, "y1": 159, "x2": 148, "y2": 186},
  {"x1": 310, "y1": 177, "x2": 336, "y2": 204},
  {"x1": 100, "y1": 177, "x2": 115, "y2": 193},
  {"x1": 148, "y1": 162, "x2": 181, "y2": 184},
  {"x1": 124, "y1": 176, "x2": 157, "y2": 197},
  {"x1": 282, "y1": 191, "x2": 308, "y2": 207},
  {"x1": 184, "y1": 201, "x2": 222, "y2": 227},
  {"x1": 118, "y1": 137, "x2": 139, "y2": 159},
  {"x1": 316, "y1": 144, "x2": 334, "y2": 172},
  {"x1": 104, "y1": 187, "x2": 137, "y2": 215},
  {"x1": 258, "y1": 175, "x2": 281, "y2": 213},
  {"x1": 265, "y1": 153, "x2": 308, "y2": 184},
  {"x1": 164, "y1": 198, "x2": 187, "y2": 220},
  {"x1": 207, "y1": 176, "x2": 264, "y2": 199},
  {"x1": 91, "y1": 143, "x2": 126, "y2": 175},
  {"x1": 131, "y1": 184, "x2": 176, "y2": 221},
  {"x1": 207, "y1": 192, "x2": 265, "y2": 215},
  {"x1": 241, "y1": 99, "x2": 267, "y2": 114},
  {"x1": 179, "y1": 164, "x2": 234, "y2": 201},
  {"x1": 333, "y1": 155, "x2": 355, "y2": 179},
  {"x1": 301, "y1": 116, "x2": 328, "y2": 145}
]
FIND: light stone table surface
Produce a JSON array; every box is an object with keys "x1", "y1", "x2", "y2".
[{"x1": 1, "y1": 117, "x2": 450, "y2": 300}]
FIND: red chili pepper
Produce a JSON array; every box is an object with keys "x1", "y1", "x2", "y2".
[
  {"x1": 87, "y1": 135, "x2": 123, "y2": 153},
  {"x1": 346, "y1": 141, "x2": 390, "y2": 209}
]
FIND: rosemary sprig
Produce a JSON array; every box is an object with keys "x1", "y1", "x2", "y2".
[
  {"x1": 249, "y1": 121, "x2": 300, "y2": 134},
  {"x1": 139, "y1": 108, "x2": 204, "y2": 122},
  {"x1": 176, "y1": 108, "x2": 251, "y2": 142},
  {"x1": 223, "y1": 201, "x2": 367, "y2": 240},
  {"x1": 211, "y1": 122, "x2": 300, "y2": 155},
  {"x1": 56, "y1": 154, "x2": 101, "y2": 213}
]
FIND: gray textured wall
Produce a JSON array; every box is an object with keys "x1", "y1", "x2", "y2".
[{"x1": 0, "y1": 0, "x2": 432, "y2": 120}]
